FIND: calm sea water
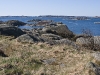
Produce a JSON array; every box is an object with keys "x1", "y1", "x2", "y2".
[{"x1": 0, "y1": 16, "x2": 100, "y2": 36}]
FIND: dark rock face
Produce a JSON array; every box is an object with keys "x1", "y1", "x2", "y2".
[
  {"x1": 0, "y1": 26, "x2": 25, "y2": 37},
  {"x1": 42, "y1": 24, "x2": 75, "y2": 39},
  {"x1": 36, "y1": 21, "x2": 51, "y2": 26},
  {"x1": 27, "y1": 19, "x2": 42, "y2": 22},
  {"x1": 0, "y1": 21, "x2": 4, "y2": 24},
  {"x1": 4, "y1": 20, "x2": 26, "y2": 26}
]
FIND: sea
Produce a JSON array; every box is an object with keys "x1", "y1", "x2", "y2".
[{"x1": 0, "y1": 16, "x2": 100, "y2": 36}]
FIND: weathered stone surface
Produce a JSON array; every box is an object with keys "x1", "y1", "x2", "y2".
[
  {"x1": 76, "y1": 37, "x2": 91, "y2": 45},
  {"x1": 16, "y1": 34, "x2": 42, "y2": 43},
  {"x1": 16, "y1": 34, "x2": 35, "y2": 43},
  {"x1": 92, "y1": 52, "x2": 100, "y2": 66},
  {"x1": 76, "y1": 36, "x2": 100, "y2": 50},
  {"x1": 40, "y1": 37, "x2": 79, "y2": 49},
  {"x1": 55, "y1": 39, "x2": 73, "y2": 44},
  {"x1": 4, "y1": 20, "x2": 26, "y2": 26},
  {"x1": 41, "y1": 33, "x2": 63, "y2": 41},
  {"x1": 76, "y1": 36, "x2": 100, "y2": 45},
  {"x1": 0, "y1": 26, "x2": 25, "y2": 37},
  {"x1": 94, "y1": 36, "x2": 100, "y2": 44},
  {"x1": 86, "y1": 52, "x2": 100, "y2": 75},
  {"x1": 92, "y1": 52, "x2": 100, "y2": 62},
  {"x1": 40, "y1": 58, "x2": 58, "y2": 65},
  {"x1": 86, "y1": 62, "x2": 100, "y2": 75},
  {"x1": 27, "y1": 19, "x2": 42, "y2": 22},
  {"x1": 42, "y1": 24, "x2": 75, "y2": 39}
]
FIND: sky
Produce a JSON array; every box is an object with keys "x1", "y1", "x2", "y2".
[{"x1": 0, "y1": 0, "x2": 100, "y2": 16}]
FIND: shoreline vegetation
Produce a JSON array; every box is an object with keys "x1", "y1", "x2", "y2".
[{"x1": 0, "y1": 18, "x2": 100, "y2": 75}]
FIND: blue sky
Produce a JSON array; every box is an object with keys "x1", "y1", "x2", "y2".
[{"x1": 0, "y1": 0, "x2": 100, "y2": 16}]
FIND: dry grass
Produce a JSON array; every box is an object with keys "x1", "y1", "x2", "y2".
[{"x1": 0, "y1": 36, "x2": 94, "y2": 75}]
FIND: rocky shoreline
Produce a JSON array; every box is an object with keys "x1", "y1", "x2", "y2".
[
  {"x1": 0, "y1": 19, "x2": 100, "y2": 50},
  {"x1": 1, "y1": 19, "x2": 100, "y2": 75}
]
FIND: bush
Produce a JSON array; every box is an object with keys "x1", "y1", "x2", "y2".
[{"x1": 82, "y1": 29, "x2": 100, "y2": 51}]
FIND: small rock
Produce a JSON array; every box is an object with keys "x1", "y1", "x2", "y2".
[{"x1": 40, "y1": 58, "x2": 58, "y2": 65}]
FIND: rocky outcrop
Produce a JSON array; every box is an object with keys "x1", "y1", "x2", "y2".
[
  {"x1": 27, "y1": 19, "x2": 53, "y2": 26},
  {"x1": 76, "y1": 36, "x2": 100, "y2": 50},
  {"x1": 16, "y1": 34, "x2": 41, "y2": 43},
  {"x1": 0, "y1": 21, "x2": 3, "y2": 24},
  {"x1": 76, "y1": 37, "x2": 91, "y2": 45},
  {"x1": 41, "y1": 33, "x2": 63, "y2": 41},
  {"x1": 4, "y1": 20, "x2": 26, "y2": 26},
  {"x1": 76, "y1": 36, "x2": 100, "y2": 45},
  {"x1": 92, "y1": 52, "x2": 100, "y2": 66},
  {"x1": 17, "y1": 23, "x2": 77, "y2": 47},
  {"x1": 86, "y1": 52, "x2": 100, "y2": 75},
  {"x1": 86, "y1": 62, "x2": 100, "y2": 75},
  {"x1": 42, "y1": 24, "x2": 75, "y2": 39},
  {"x1": 36, "y1": 21, "x2": 51, "y2": 26},
  {"x1": 27, "y1": 19, "x2": 42, "y2": 22},
  {"x1": 94, "y1": 36, "x2": 100, "y2": 44},
  {"x1": 0, "y1": 26, "x2": 25, "y2": 37},
  {"x1": 54, "y1": 39, "x2": 79, "y2": 49}
]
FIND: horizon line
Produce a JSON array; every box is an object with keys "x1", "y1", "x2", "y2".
[{"x1": 0, "y1": 15, "x2": 99, "y2": 17}]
